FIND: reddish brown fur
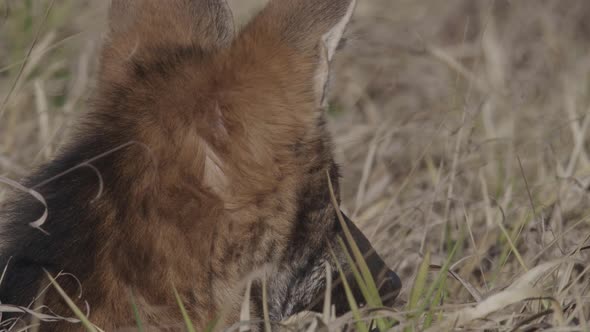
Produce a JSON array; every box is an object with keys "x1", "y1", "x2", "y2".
[
  {"x1": 0, "y1": 1, "x2": 400, "y2": 330},
  {"x1": 96, "y1": 21, "x2": 323, "y2": 330},
  {"x1": 24, "y1": 3, "x2": 335, "y2": 330}
]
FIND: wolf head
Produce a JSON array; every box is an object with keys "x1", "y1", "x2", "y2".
[
  {"x1": 0, "y1": 1, "x2": 400, "y2": 329},
  {"x1": 104, "y1": 0, "x2": 401, "y2": 321}
]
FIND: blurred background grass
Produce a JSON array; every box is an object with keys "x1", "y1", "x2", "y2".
[{"x1": 1, "y1": 0, "x2": 590, "y2": 330}]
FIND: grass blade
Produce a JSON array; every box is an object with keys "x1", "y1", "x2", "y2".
[
  {"x1": 418, "y1": 239, "x2": 460, "y2": 314},
  {"x1": 240, "y1": 279, "x2": 253, "y2": 332},
  {"x1": 172, "y1": 287, "x2": 196, "y2": 332},
  {"x1": 322, "y1": 263, "x2": 333, "y2": 323},
  {"x1": 43, "y1": 270, "x2": 98, "y2": 332},
  {"x1": 129, "y1": 292, "x2": 144, "y2": 332},
  {"x1": 262, "y1": 276, "x2": 272, "y2": 332},
  {"x1": 337, "y1": 237, "x2": 392, "y2": 331},
  {"x1": 337, "y1": 237, "x2": 371, "y2": 302},
  {"x1": 327, "y1": 172, "x2": 382, "y2": 305},
  {"x1": 329, "y1": 246, "x2": 369, "y2": 332},
  {"x1": 204, "y1": 315, "x2": 220, "y2": 332},
  {"x1": 328, "y1": 172, "x2": 392, "y2": 330},
  {"x1": 408, "y1": 251, "x2": 431, "y2": 311},
  {"x1": 422, "y1": 280, "x2": 445, "y2": 329},
  {"x1": 406, "y1": 250, "x2": 431, "y2": 332}
]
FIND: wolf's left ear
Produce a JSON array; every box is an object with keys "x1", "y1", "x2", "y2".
[
  {"x1": 101, "y1": 0, "x2": 234, "y2": 84},
  {"x1": 106, "y1": 0, "x2": 234, "y2": 68}
]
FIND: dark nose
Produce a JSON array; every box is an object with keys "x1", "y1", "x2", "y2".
[{"x1": 379, "y1": 270, "x2": 402, "y2": 306}]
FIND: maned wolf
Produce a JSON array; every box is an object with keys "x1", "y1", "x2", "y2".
[{"x1": 0, "y1": 0, "x2": 401, "y2": 330}]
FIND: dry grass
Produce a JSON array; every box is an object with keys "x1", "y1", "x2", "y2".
[{"x1": 1, "y1": 0, "x2": 590, "y2": 331}]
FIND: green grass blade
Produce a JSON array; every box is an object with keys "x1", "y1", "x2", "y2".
[
  {"x1": 328, "y1": 172, "x2": 391, "y2": 330},
  {"x1": 492, "y1": 212, "x2": 530, "y2": 285},
  {"x1": 418, "y1": 239, "x2": 459, "y2": 314},
  {"x1": 327, "y1": 173, "x2": 382, "y2": 305},
  {"x1": 129, "y1": 292, "x2": 144, "y2": 332},
  {"x1": 173, "y1": 287, "x2": 196, "y2": 332},
  {"x1": 329, "y1": 246, "x2": 369, "y2": 332},
  {"x1": 408, "y1": 251, "x2": 430, "y2": 312},
  {"x1": 337, "y1": 237, "x2": 371, "y2": 301},
  {"x1": 204, "y1": 315, "x2": 220, "y2": 332},
  {"x1": 423, "y1": 274, "x2": 446, "y2": 329},
  {"x1": 43, "y1": 270, "x2": 98, "y2": 332},
  {"x1": 404, "y1": 252, "x2": 430, "y2": 332},
  {"x1": 337, "y1": 237, "x2": 392, "y2": 331},
  {"x1": 497, "y1": 214, "x2": 529, "y2": 272}
]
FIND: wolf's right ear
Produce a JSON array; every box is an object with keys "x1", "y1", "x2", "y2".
[
  {"x1": 255, "y1": 0, "x2": 356, "y2": 55},
  {"x1": 247, "y1": 0, "x2": 356, "y2": 107}
]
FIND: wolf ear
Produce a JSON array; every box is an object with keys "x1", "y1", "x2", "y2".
[
  {"x1": 108, "y1": 0, "x2": 234, "y2": 54},
  {"x1": 252, "y1": 0, "x2": 357, "y2": 106}
]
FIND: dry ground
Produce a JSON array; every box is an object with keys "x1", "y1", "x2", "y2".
[{"x1": 1, "y1": 0, "x2": 590, "y2": 331}]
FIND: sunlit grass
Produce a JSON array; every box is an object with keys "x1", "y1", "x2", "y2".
[{"x1": 1, "y1": 0, "x2": 590, "y2": 331}]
